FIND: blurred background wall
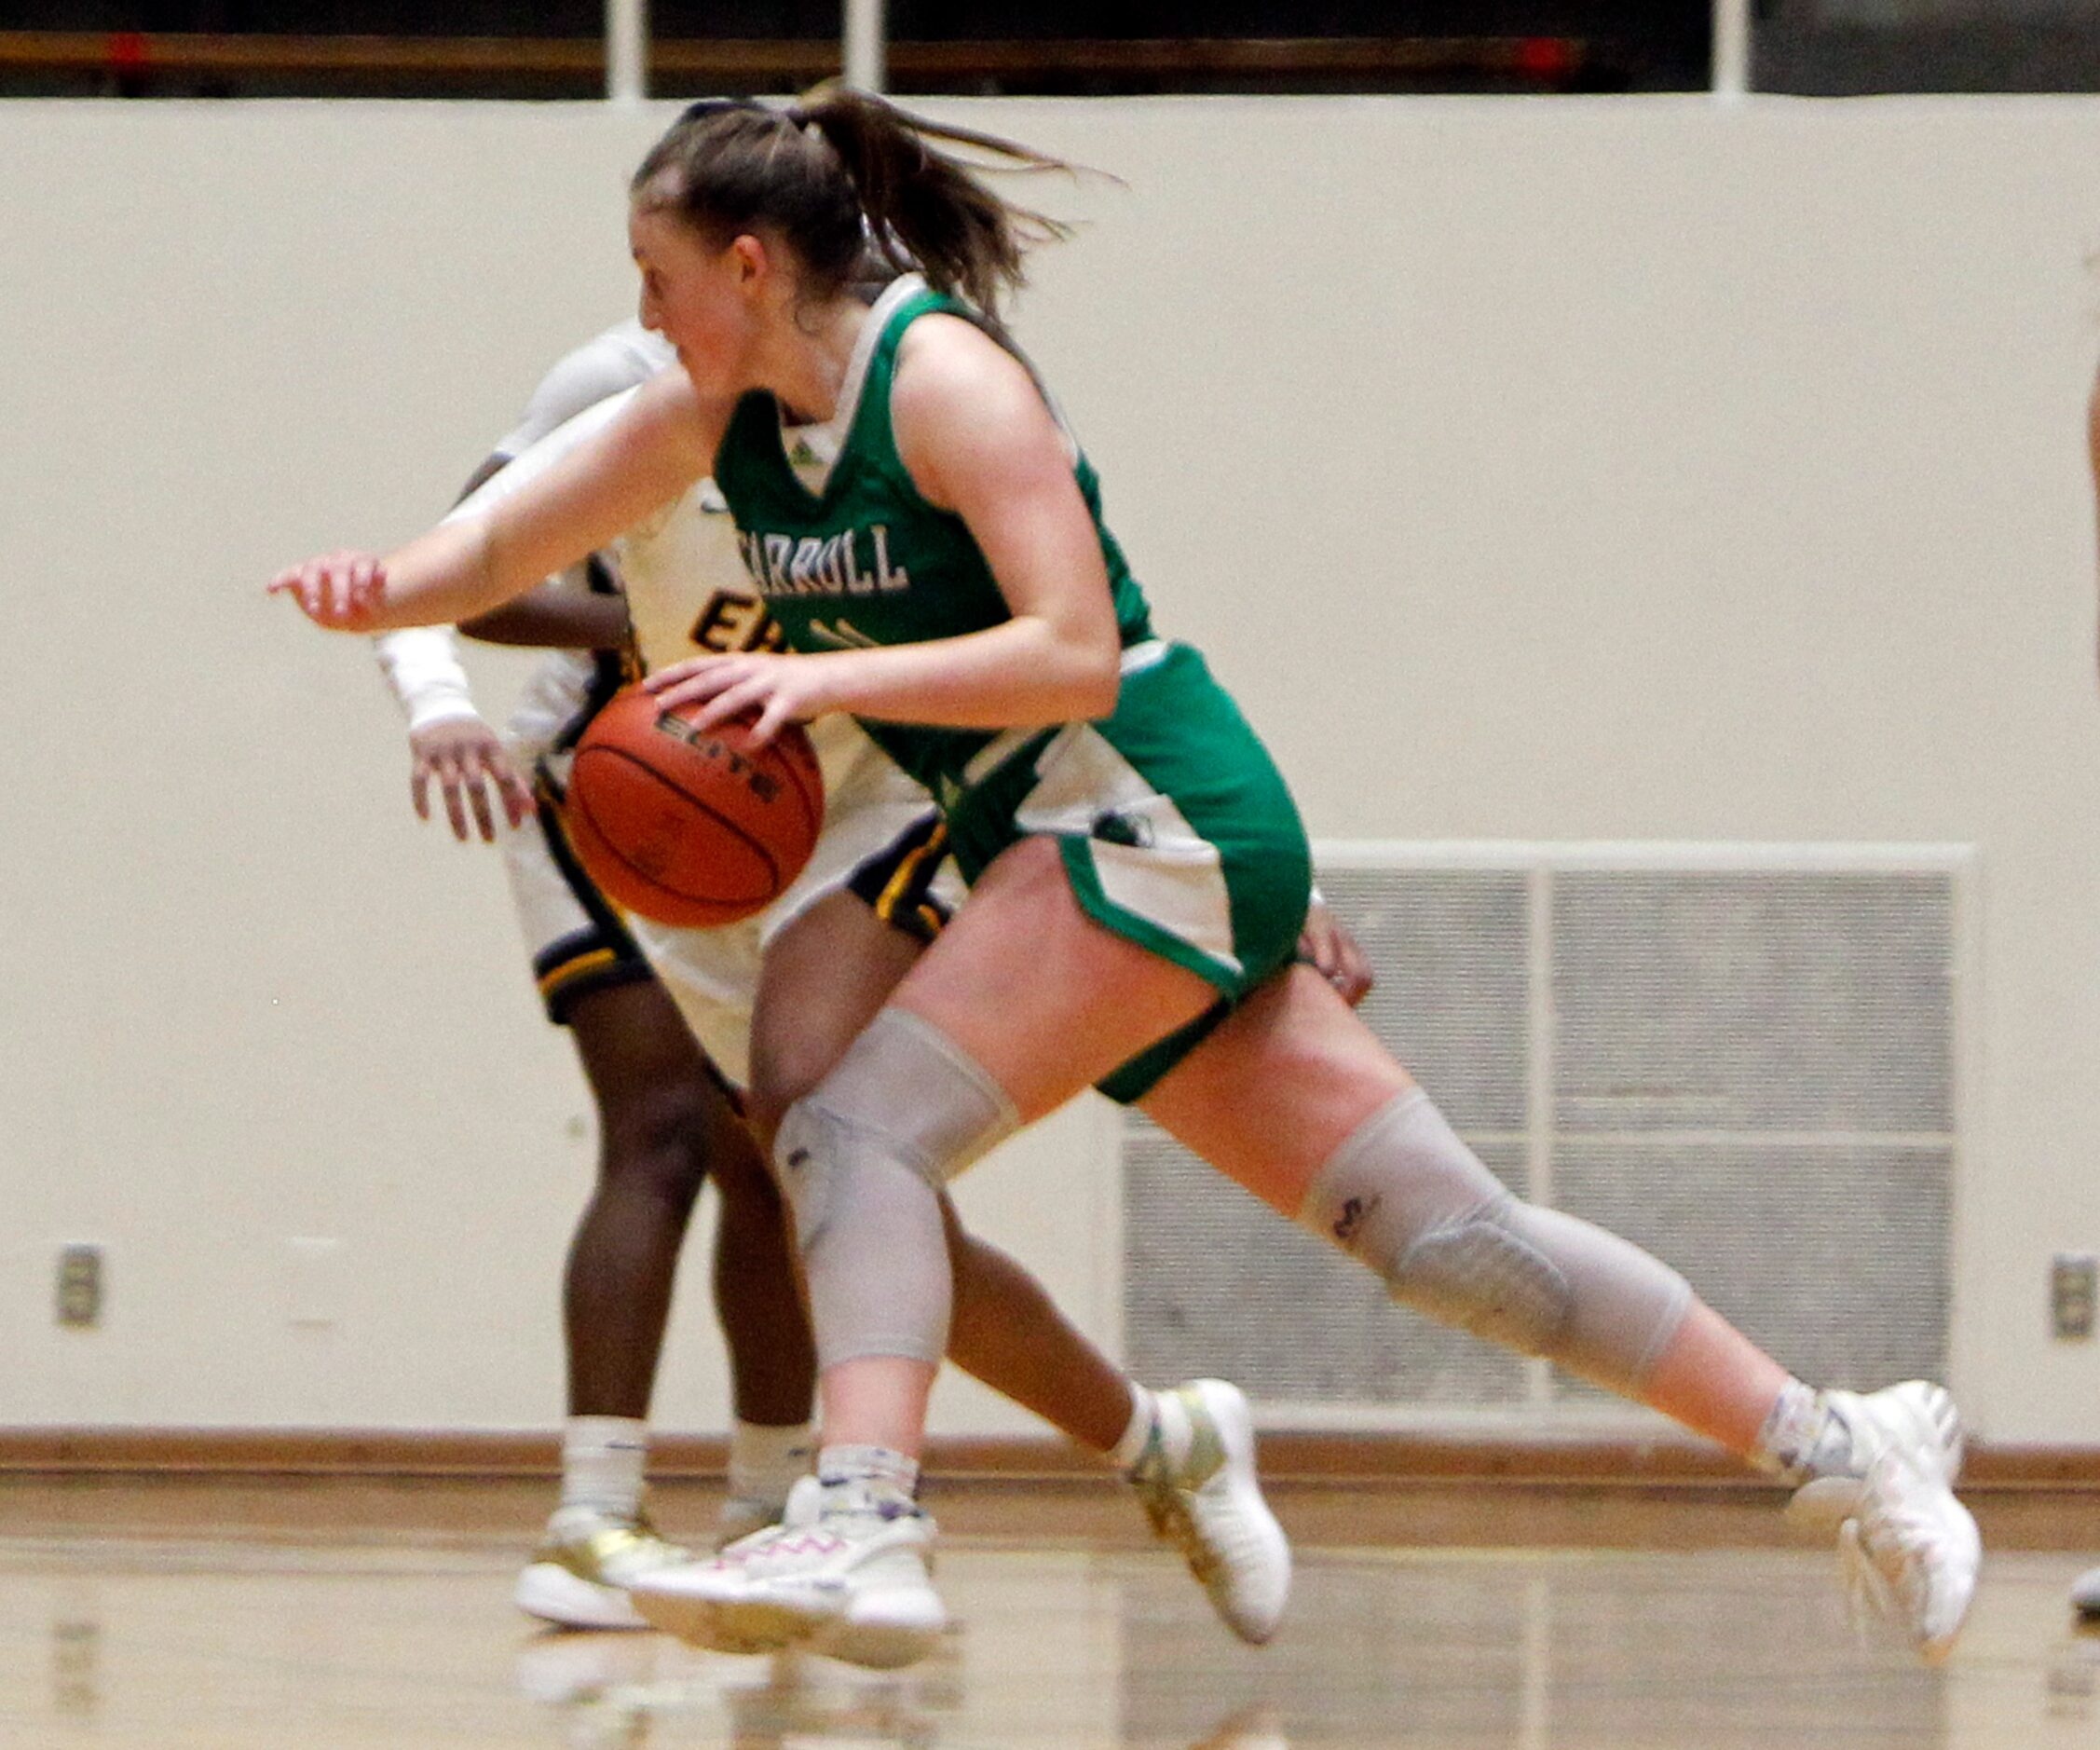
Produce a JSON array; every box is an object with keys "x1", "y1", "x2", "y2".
[{"x1": 3, "y1": 94, "x2": 2098, "y2": 1443}]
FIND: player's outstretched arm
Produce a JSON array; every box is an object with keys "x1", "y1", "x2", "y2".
[{"x1": 269, "y1": 369, "x2": 721, "y2": 634}]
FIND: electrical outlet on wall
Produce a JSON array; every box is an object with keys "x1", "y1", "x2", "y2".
[
  {"x1": 2052, "y1": 1253, "x2": 2098, "y2": 1340},
  {"x1": 55, "y1": 1245, "x2": 102, "y2": 1329}
]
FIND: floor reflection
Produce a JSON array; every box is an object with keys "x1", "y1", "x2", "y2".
[
  {"x1": 508, "y1": 1548, "x2": 1946, "y2": 1748},
  {"x1": 514, "y1": 1623, "x2": 1298, "y2": 1749},
  {"x1": 49, "y1": 1615, "x2": 101, "y2": 1721},
  {"x1": 514, "y1": 1633, "x2": 954, "y2": 1748},
  {"x1": 4, "y1": 1536, "x2": 2064, "y2": 1748},
  {"x1": 1118, "y1": 1550, "x2": 1942, "y2": 1749}
]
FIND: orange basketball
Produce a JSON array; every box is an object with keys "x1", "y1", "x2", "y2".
[{"x1": 564, "y1": 686, "x2": 824, "y2": 928}]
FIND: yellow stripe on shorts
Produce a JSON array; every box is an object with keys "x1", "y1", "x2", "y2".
[
  {"x1": 875, "y1": 823, "x2": 948, "y2": 924},
  {"x1": 538, "y1": 946, "x2": 620, "y2": 1000}
]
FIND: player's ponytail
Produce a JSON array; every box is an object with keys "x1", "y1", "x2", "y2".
[
  {"x1": 632, "y1": 86, "x2": 1076, "y2": 317},
  {"x1": 791, "y1": 86, "x2": 1073, "y2": 316}
]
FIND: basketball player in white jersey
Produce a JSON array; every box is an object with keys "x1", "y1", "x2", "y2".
[
  {"x1": 381, "y1": 320, "x2": 1371, "y2": 1640},
  {"x1": 379, "y1": 321, "x2": 827, "y2": 1631}
]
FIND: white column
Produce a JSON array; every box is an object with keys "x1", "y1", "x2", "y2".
[
  {"x1": 844, "y1": 0, "x2": 887, "y2": 93},
  {"x1": 1712, "y1": 0, "x2": 1751, "y2": 99},
  {"x1": 607, "y1": 0, "x2": 648, "y2": 103}
]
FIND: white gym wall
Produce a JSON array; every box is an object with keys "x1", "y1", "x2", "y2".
[{"x1": 3, "y1": 95, "x2": 2097, "y2": 1442}]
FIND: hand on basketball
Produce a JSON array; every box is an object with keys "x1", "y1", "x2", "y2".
[
  {"x1": 1299, "y1": 900, "x2": 1373, "y2": 1006},
  {"x1": 409, "y1": 716, "x2": 534, "y2": 842},
  {"x1": 644, "y1": 650, "x2": 836, "y2": 747},
  {"x1": 268, "y1": 550, "x2": 389, "y2": 631}
]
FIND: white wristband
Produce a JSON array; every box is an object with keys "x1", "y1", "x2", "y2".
[
  {"x1": 405, "y1": 694, "x2": 484, "y2": 734},
  {"x1": 374, "y1": 626, "x2": 479, "y2": 731}
]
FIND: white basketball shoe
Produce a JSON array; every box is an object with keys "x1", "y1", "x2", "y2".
[
  {"x1": 1126, "y1": 1379, "x2": 1292, "y2": 1646},
  {"x1": 1841, "y1": 1442, "x2": 1982, "y2": 1665},
  {"x1": 1778, "y1": 1380, "x2": 1978, "y2": 1663},
  {"x1": 630, "y1": 1474, "x2": 946, "y2": 1670},
  {"x1": 515, "y1": 1507, "x2": 694, "y2": 1632},
  {"x1": 1783, "y1": 1381, "x2": 1965, "y2": 1531},
  {"x1": 714, "y1": 1489, "x2": 789, "y2": 1551}
]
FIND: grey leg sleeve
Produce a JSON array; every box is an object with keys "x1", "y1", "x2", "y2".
[
  {"x1": 1295, "y1": 1089, "x2": 1694, "y2": 1397},
  {"x1": 773, "y1": 1008, "x2": 1020, "y2": 1372}
]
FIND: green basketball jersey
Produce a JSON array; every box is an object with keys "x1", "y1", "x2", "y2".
[{"x1": 712, "y1": 275, "x2": 1153, "y2": 800}]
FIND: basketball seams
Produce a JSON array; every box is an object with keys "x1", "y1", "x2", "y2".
[
  {"x1": 570, "y1": 745, "x2": 783, "y2": 892},
  {"x1": 566, "y1": 685, "x2": 825, "y2": 926},
  {"x1": 770, "y1": 734, "x2": 825, "y2": 842},
  {"x1": 638, "y1": 700, "x2": 823, "y2": 849},
  {"x1": 562, "y1": 800, "x2": 754, "y2": 930}
]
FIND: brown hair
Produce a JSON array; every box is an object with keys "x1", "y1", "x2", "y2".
[{"x1": 629, "y1": 88, "x2": 1077, "y2": 317}]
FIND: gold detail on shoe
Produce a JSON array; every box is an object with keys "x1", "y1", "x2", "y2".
[
  {"x1": 532, "y1": 1519, "x2": 689, "y2": 1587},
  {"x1": 1129, "y1": 1388, "x2": 1227, "y2": 1584}
]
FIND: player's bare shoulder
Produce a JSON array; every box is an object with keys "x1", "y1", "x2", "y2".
[
  {"x1": 893, "y1": 313, "x2": 1035, "y2": 416},
  {"x1": 892, "y1": 314, "x2": 1061, "y2": 506}
]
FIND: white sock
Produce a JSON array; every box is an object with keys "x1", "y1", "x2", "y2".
[
  {"x1": 817, "y1": 1442, "x2": 920, "y2": 1501},
  {"x1": 1110, "y1": 1385, "x2": 1161, "y2": 1471},
  {"x1": 727, "y1": 1419, "x2": 815, "y2": 1508},
  {"x1": 1750, "y1": 1378, "x2": 1854, "y2": 1483},
  {"x1": 558, "y1": 1415, "x2": 648, "y2": 1520}
]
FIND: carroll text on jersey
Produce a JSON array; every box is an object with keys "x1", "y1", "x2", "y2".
[{"x1": 736, "y1": 526, "x2": 911, "y2": 599}]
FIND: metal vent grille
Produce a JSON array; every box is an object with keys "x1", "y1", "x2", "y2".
[
  {"x1": 1120, "y1": 849, "x2": 1961, "y2": 1422},
  {"x1": 1553, "y1": 872, "x2": 1953, "y2": 1136},
  {"x1": 1555, "y1": 1142, "x2": 1950, "y2": 1395}
]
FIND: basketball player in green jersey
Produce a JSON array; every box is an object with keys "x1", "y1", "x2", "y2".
[
  {"x1": 355, "y1": 312, "x2": 1384, "y2": 1647},
  {"x1": 272, "y1": 92, "x2": 1977, "y2": 1670}
]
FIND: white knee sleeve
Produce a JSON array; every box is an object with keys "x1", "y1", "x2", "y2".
[
  {"x1": 1295, "y1": 1090, "x2": 1693, "y2": 1396},
  {"x1": 774, "y1": 1008, "x2": 1019, "y2": 1371}
]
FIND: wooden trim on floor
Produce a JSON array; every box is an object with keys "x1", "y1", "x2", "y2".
[{"x1": 3, "y1": 1427, "x2": 2094, "y2": 1491}]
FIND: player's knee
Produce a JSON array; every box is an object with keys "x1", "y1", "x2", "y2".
[
  {"x1": 771, "y1": 1007, "x2": 1018, "y2": 1234},
  {"x1": 770, "y1": 1095, "x2": 851, "y2": 1251},
  {"x1": 1390, "y1": 1195, "x2": 1575, "y2": 1354},
  {"x1": 769, "y1": 1010, "x2": 1019, "y2": 1370},
  {"x1": 770, "y1": 1095, "x2": 953, "y2": 1368},
  {"x1": 1298, "y1": 1090, "x2": 1691, "y2": 1394},
  {"x1": 596, "y1": 1078, "x2": 720, "y2": 1210}
]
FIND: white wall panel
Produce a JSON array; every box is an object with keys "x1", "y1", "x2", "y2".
[{"x1": 3, "y1": 96, "x2": 2099, "y2": 1440}]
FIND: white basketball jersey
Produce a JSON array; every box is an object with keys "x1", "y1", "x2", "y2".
[
  {"x1": 494, "y1": 320, "x2": 673, "y2": 461},
  {"x1": 460, "y1": 390, "x2": 885, "y2": 795}
]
